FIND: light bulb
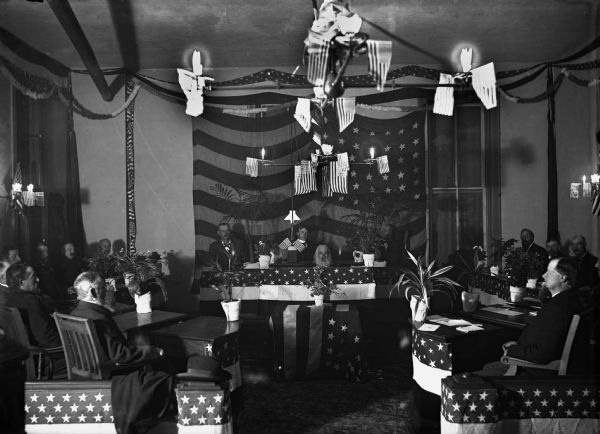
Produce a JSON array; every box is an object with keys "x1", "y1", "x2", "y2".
[{"x1": 370, "y1": 147, "x2": 375, "y2": 159}]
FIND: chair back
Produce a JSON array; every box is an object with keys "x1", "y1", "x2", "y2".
[
  {"x1": 0, "y1": 304, "x2": 36, "y2": 378},
  {"x1": 557, "y1": 313, "x2": 581, "y2": 375},
  {"x1": 53, "y1": 313, "x2": 110, "y2": 380}
]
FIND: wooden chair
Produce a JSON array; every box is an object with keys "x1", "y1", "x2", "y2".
[
  {"x1": 0, "y1": 304, "x2": 62, "y2": 380},
  {"x1": 501, "y1": 307, "x2": 593, "y2": 376},
  {"x1": 53, "y1": 312, "x2": 148, "y2": 380}
]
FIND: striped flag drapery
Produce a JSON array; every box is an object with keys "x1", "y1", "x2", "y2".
[{"x1": 192, "y1": 92, "x2": 427, "y2": 289}]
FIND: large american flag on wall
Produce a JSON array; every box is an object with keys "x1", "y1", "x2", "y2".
[{"x1": 193, "y1": 91, "x2": 427, "y2": 288}]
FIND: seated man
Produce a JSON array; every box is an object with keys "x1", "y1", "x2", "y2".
[
  {"x1": 208, "y1": 223, "x2": 246, "y2": 270},
  {"x1": 70, "y1": 271, "x2": 162, "y2": 363},
  {"x1": 571, "y1": 234, "x2": 599, "y2": 289},
  {"x1": 476, "y1": 257, "x2": 584, "y2": 376},
  {"x1": 98, "y1": 238, "x2": 112, "y2": 257},
  {"x1": 4, "y1": 263, "x2": 62, "y2": 349},
  {"x1": 546, "y1": 237, "x2": 565, "y2": 260},
  {"x1": 33, "y1": 241, "x2": 67, "y2": 301},
  {"x1": 313, "y1": 244, "x2": 333, "y2": 267},
  {"x1": 56, "y1": 241, "x2": 84, "y2": 295},
  {"x1": 0, "y1": 259, "x2": 10, "y2": 301},
  {"x1": 295, "y1": 225, "x2": 316, "y2": 263}
]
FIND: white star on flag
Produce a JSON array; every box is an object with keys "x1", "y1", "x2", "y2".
[
  {"x1": 46, "y1": 394, "x2": 55, "y2": 402},
  {"x1": 62, "y1": 393, "x2": 71, "y2": 402},
  {"x1": 95, "y1": 392, "x2": 104, "y2": 401},
  {"x1": 207, "y1": 404, "x2": 215, "y2": 414},
  {"x1": 181, "y1": 395, "x2": 190, "y2": 404},
  {"x1": 78, "y1": 393, "x2": 87, "y2": 402},
  {"x1": 70, "y1": 404, "x2": 79, "y2": 412},
  {"x1": 30, "y1": 415, "x2": 38, "y2": 423},
  {"x1": 62, "y1": 415, "x2": 70, "y2": 423}
]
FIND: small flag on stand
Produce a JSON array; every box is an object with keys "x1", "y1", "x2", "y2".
[
  {"x1": 294, "y1": 98, "x2": 312, "y2": 132},
  {"x1": 246, "y1": 157, "x2": 259, "y2": 177},
  {"x1": 471, "y1": 63, "x2": 497, "y2": 109},
  {"x1": 336, "y1": 97, "x2": 355, "y2": 132},
  {"x1": 377, "y1": 155, "x2": 390, "y2": 174},
  {"x1": 367, "y1": 40, "x2": 392, "y2": 91},
  {"x1": 279, "y1": 238, "x2": 292, "y2": 250},
  {"x1": 293, "y1": 239, "x2": 306, "y2": 252}
]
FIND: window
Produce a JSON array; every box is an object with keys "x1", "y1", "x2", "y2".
[{"x1": 428, "y1": 105, "x2": 500, "y2": 264}]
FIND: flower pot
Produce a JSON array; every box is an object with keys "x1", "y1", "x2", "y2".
[
  {"x1": 363, "y1": 253, "x2": 375, "y2": 267},
  {"x1": 410, "y1": 295, "x2": 428, "y2": 322},
  {"x1": 258, "y1": 255, "x2": 271, "y2": 269},
  {"x1": 509, "y1": 286, "x2": 526, "y2": 302},
  {"x1": 313, "y1": 294, "x2": 324, "y2": 306},
  {"x1": 490, "y1": 265, "x2": 499, "y2": 276},
  {"x1": 526, "y1": 278, "x2": 538, "y2": 289},
  {"x1": 134, "y1": 292, "x2": 152, "y2": 314},
  {"x1": 353, "y1": 250, "x2": 363, "y2": 263},
  {"x1": 221, "y1": 299, "x2": 241, "y2": 322},
  {"x1": 461, "y1": 292, "x2": 480, "y2": 313}
]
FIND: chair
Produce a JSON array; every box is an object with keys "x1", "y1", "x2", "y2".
[
  {"x1": 0, "y1": 304, "x2": 62, "y2": 380},
  {"x1": 53, "y1": 312, "x2": 148, "y2": 380},
  {"x1": 501, "y1": 307, "x2": 594, "y2": 376}
]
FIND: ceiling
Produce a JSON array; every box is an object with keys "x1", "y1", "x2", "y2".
[{"x1": 0, "y1": 0, "x2": 598, "y2": 72}]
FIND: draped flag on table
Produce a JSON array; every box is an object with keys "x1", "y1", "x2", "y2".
[{"x1": 192, "y1": 91, "x2": 427, "y2": 291}]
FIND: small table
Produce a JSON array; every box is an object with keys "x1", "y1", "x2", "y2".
[
  {"x1": 113, "y1": 310, "x2": 188, "y2": 345},
  {"x1": 150, "y1": 317, "x2": 241, "y2": 390}
]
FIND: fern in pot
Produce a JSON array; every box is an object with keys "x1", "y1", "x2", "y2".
[{"x1": 390, "y1": 250, "x2": 461, "y2": 322}]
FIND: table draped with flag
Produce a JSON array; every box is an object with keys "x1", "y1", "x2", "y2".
[
  {"x1": 441, "y1": 374, "x2": 600, "y2": 433},
  {"x1": 192, "y1": 89, "x2": 429, "y2": 292},
  {"x1": 195, "y1": 265, "x2": 403, "y2": 300},
  {"x1": 270, "y1": 304, "x2": 367, "y2": 382}
]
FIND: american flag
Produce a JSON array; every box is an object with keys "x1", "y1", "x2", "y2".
[
  {"x1": 294, "y1": 98, "x2": 312, "y2": 132},
  {"x1": 292, "y1": 239, "x2": 307, "y2": 252},
  {"x1": 294, "y1": 162, "x2": 317, "y2": 195},
  {"x1": 245, "y1": 157, "x2": 258, "y2": 177},
  {"x1": 307, "y1": 40, "x2": 330, "y2": 86},
  {"x1": 336, "y1": 97, "x2": 356, "y2": 132},
  {"x1": 328, "y1": 161, "x2": 349, "y2": 194},
  {"x1": 441, "y1": 375, "x2": 600, "y2": 428},
  {"x1": 412, "y1": 328, "x2": 453, "y2": 371},
  {"x1": 270, "y1": 304, "x2": 368, "y2": 382},
  {"x1": 367, "y1": 40, "x2": 392, "y2": 91}
]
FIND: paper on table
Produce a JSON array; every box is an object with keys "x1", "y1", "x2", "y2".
[
  {"x1": 418, "y1": 323, "x2": 440, "y2": 332},
  {"x1": 456, "y1": 325, "x2": 484, "y2": 333},
  {"x1": 427, "y1": 316, "x2": 474, "y2": 327},
  {"x1": 480, "y1": 306, "x2": 524, "y2": 316}
]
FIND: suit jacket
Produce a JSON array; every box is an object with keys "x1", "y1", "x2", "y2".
[
  {"x1": 575, "y1": 252, "x2": 599, "y2": 289},
  {"x1": 505, "y1": 289, "x2": 583, "y2": 364},
  {"x1": 3, "y1": 290, "x2": 62, "y2": 348},
  {"x1": 295, "y1": 240, "x2": 316, "y2": 264},
  {"x1": 208, "y1": 238, "x2": 246, "y2": 270},
  {"x1": 70, "y1": 301, "x2": 154, "y2": 364}
]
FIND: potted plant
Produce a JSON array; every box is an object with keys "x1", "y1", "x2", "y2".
[
  {"x1": 390, "y1": 250, "x2": 461, "y2": 322},
  {"x1": 303, "y1": 266, "x2": 341, "y2": 305},
  {"x1": 347, "y1": 229, "x2": 383, "y2": 266},
  {"x1": 112, "y1": 250, "x2": 166, "y2": 313},
  {"x1": 254, "y1": 239, "x2": 272, "y2": 269},
  {"x1": 86, "y1": 252, "x2": 122, "y2": 310},
  {"x1": 489, "y1": 238, "x2": 515, "y2": 275},
  {"x1": 526, "y1": 250, "x2": 547, "y2": 289},
  {"x1": 502, "y1": 241, "x2": 530, "y2": 302},
  {"x1": 200, "y1": 255, "x2": 247, "y2": 321}
]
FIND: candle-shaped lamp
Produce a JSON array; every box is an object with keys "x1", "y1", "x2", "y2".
[
  {"x1": 583, "y1": 175, "x2": 592, "y2": 198},
  {"x1": 591, "y1": 174, "x2": 600, "y2": 184},
  {"x1": 261, "y1": 148, "x2": 265, "y2": 160},
  {"x1": 12, "y1": 182, "x2": 22, "y2": 193},
  {"x1": 22, "y1": 183, "x2": 36, "y2": 206},
  {"x1": 370, "y1": 147, "x2": 375, "y2": 159},
  {"x1": 27, "y1": 184, "x2": 34, "y2": 192}
]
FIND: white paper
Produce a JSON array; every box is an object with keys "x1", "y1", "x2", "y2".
[
  {"x1": 480, "y1": 306, "x2": 524, "y2": 316},
  {"x1": 427, "y1": 316, "x2": 474, "y2": 327},
  {"x1": 418, "y1": 323, "x2": 440, "y2": 332},
  {"x1": 456, "y1": 325, "x2": 484, "y2": 333}
]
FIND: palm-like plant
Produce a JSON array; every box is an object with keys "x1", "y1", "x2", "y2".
[{"x1": 391, "y1": 250, "x2": 461, "y2": 309}]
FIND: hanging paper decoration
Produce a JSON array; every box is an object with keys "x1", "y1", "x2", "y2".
[
  {"x1": 177, "y1": 50, "x2": 214, "y2": 117},
  {"x1": 433, "y1": 73, "x2": 455, "y2": 116},
  {"x1": 377, "y1": 155, "x2": 390, "y2": 174},
  {"x1": 246, "y1": 157, "x2": 259, "y2": 177},
  {"x1": 294, "y1": 98, "x2": 312, "y2": 132},
  {"x1": 570, "y1": 183, "x2": 580, "y2": 199},
  {"x1": 336, "y1": 97, "x2": 356, "y2": 132},
  {"x1": 367, "y1": 40, "x2": 393, "y2": 91},
  {"x1": 472, "y1": 62, "x2": 497, "y2": 109}
]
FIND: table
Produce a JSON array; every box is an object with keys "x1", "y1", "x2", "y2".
[
  {"x1": 194, "y1": 265, "x2": 402, "y2": 301},
  {"x1": 113, "y1": 310, "x2": 188, "y2": 345},
  {"x1": 150, "y1": 317, "x2": 242, "y2": 392},
  {"x1": 270, "y1": 303, "x2": 367, "y2": 382},
  {"x1": 411, "y1": 315, "x2": 521, "y2": 421}
]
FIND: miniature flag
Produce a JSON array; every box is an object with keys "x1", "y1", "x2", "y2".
[
  {"x1": 570, "y1": 183, "x2": 580, "y2": 199},
  {"x1": 294, "y1": 98, "x2": 312, "y2": 132},
  {"x1": 433, "y1": 73, "x2": 455, "y2": 116},
  {"x1": 293, "y1": 239, "x2": 307, "y2": 252},
  {"x1": 307, "y1": 40, "x2": 331, "y2": 86},
  {"x1": 279, "y1": 238, "x2": 292, "y2": 250},
  {"x1": 329, "y1": 161, "x2": 348, "y2": 194},
  {"x1": 471, "y1": 62, "x2": 497, "y2": 109},
  {"x1": 311, "y1": 153, "x2": 319, "y2": 164},
  {"x1": 367, "y1": 40, "x2": 392, "y2": 91},
  {"x1": 336, "y1": 152, "x2": 349, "y2": 174},
  {"x1": 377, "y1": 155, "x2": 390, "y2": 174},
  {"x1": 336, "y1": 97, "x2": 355, "y2": 132},
  {"x1": 295, "y1": 162, "x2": 317, "y2": 195},
  {"x1": 246, "y1": 157, "x2": 259, "y2": 177}
]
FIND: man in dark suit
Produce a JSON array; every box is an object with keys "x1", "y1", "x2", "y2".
[
  {"x1": 476, "y1": 257, "x2": 584, "y2": 375},
  {"x1": 3, "y1": 263, "x2": 62, "y2": 349},
  {"x1": 520, "y1": 228, "x2": 548, "y2": 279},
  {"x1": 294, "y1": 225, "x2": 316, "y2": 263},
  {"x1": 571, "y1": 234, "x2": 599, "y2": 289},
  {"x1": 208, "y1": 223, "x2": 246, "y2": 270}
]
